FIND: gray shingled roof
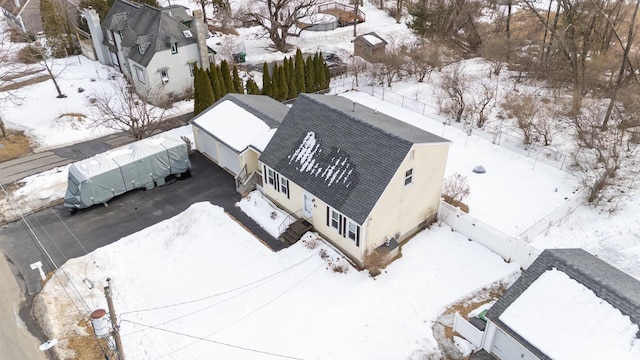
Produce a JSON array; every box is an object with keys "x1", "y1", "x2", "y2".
[
  {"x1": 101, "y1": 0, "x2": 197, "y2": 67},
  {"x1": 259, "y1": 94, "x2": 449, "y2": 225},
  {"x1": 486, "y1": 248, "x2": 640, "y2": 359}
]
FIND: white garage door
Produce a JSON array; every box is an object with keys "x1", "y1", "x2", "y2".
[
  {"x1": 219, "y1": 143, "x2": 241, "y2": 175},
  {"x1": 196, "y1": 129, "x2": 218, "y2": 162},
  {"x1": 492, "y1": 329, "x2": 540, "y2": 360}
]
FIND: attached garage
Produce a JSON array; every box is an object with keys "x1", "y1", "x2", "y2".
[
  {"x1": 491, "y1": 328, "x2": 540, "y2": 360},
  {"x1": 194, "y1": 128, "x2": 218, "y2": 162},
  {"x1": 190, "y1": 94, "x2": 288, "y2": 177}
]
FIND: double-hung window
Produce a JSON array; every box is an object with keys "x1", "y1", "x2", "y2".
[
  {"x1": 171, "y1": 42, "x2": 178, "y2": 54},
  {"x1": 266, "y1": 168, "x2": 275, "y2": 186},
  {"x1": 347, "y1": 221, "x2": 357, "y2": 241},
  {"x1": 404, "y1": 168, "x2": 413, "y2": 186},
  {"x1": 330, "y1": 210, "x2": 340, "y2": 230},
  {"x1": 280, "y1": 177, "x2": 289, "y2": 198}
]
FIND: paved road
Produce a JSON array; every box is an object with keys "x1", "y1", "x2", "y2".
[{"x1": 0, "y1": 254, "x2": 46, "y2": 360}]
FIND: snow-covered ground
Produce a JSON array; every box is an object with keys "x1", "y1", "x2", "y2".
[
  {"x1": 2, "y1": 1, "x2": 640, "y2": 358},
  {"x1": 34, "y1": 198, "x2": 520, "y2": 360}
]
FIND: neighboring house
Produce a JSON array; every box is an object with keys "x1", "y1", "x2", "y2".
[
  {"x1": 259, "y1": 94, "x2": 450, "y2": 267},
  {"x1": 481, "y1": 248, "x2": 640, "y2": 360},
  {"x1": 1, "y1": 0, "x2": 42, "y2": 33},
  {"x1": 83, "y1": 0, "x2": 212, "y2": 103},
  {"x1": 352, "y1": 31, "x2": 387, "y2": 62},
  {"x1": 1, "y1": 0, "x2": 79, "y2": 34},
  {"x1": 190, "y1": 94, "x2": 289, "y2": 191}
]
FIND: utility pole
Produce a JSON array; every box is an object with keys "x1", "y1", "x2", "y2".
[{"x1": 105, "y1": 278, "x2": 125, "y2": 360}]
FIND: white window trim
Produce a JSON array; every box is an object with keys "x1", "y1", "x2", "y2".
[
  {"x1": 330, "y1": 210, "x2": 340, "y2": 230},
  {"x1": 160, "y1": 68, "x2": 169, "y2": 84},
  {"x1": 280, "y1": 177, "x2": 289, "y2": 197},
  {"x1": 404, "y1": 168, "x2": 413, "y2": 186},
  {"x1": 188, "y1": 61, "x2": 196, "y2": 77},
  {"x1": 266, "y1": 168, "x2": 275, "y2": 186},
  {"x1": 347, "y1": 220, "x2": 357, "y2": 241},
  {"x1": 134, "y1": 66, "x2": 145, "y2": 84},
  {"x1": 171, "y1": 42, "x2": 178, "y2": 54}
]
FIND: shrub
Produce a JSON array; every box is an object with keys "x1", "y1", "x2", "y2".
[{"x1": 16, "y1": 46, "x2": 44, "y2": 64}]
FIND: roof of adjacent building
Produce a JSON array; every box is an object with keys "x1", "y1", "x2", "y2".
[
  {"x1": 259, "y1": 93, "x2": 449, "y2": 225},
  {"x1": 101, "y1": 0, "x2": 197, "y2": 67},
  {"x1": 486, "y1": 248, "x2": 640, "y2": 359},
  {"x1": 354, "y1": 32, "x2": 387, "y2": 47},
  {"x1": 190, "y1": 94, "x2": 289, "y2": 153}
]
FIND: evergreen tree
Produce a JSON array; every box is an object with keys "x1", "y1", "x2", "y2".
[
  {"x1": 295, "y1": 48, "x2": 306, "y2": 93},
  {"x1": 315, "y1": 52, "x2": 327, "y2": 92},
  {"x1": 207, "y1": 65, "x2": 221, "y2": 101},
  {"x1": 271, "y1": 64, "x2": 280, "y2": 101},
  {"x1": 220, "y1": 60, "x2": 234, "y2": 94},
  {"x1": 216, "y1": 65, "x2": 228, "y2": 98},
  {"x1": 324, "y1": 60, "x2": 331, "y2": 89},
  {"x1": 262, "y1": 62, "x2": 272, "y2": 97},
  {"x1": 305, "y1": 56, "x2": 315, "y2": 93},
  {"x1": 245, "y1": 78, "x2": 260, "y2": 95},
  {"x1": 277, "y1": 63, "x2": 288, "y2": 101},
  {"x1": 287, "y1": 56, "x2": 297, "y2": 99},
  {"x1": 194, "y1": 66, "x2": 214, "y2": 115},
  {"x1": 232, "y1": 65, "x2": 244, "y2": 93}
]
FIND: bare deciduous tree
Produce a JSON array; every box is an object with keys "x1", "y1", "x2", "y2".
[
  {"x1": 438, "y1": 64, "x2": 468, "y2": 124},
  {"x1": 407, "y1": 42, "x2": 444, "y2": 82},
  {"x1": 89, "y1": 78, "x2": 168, "y2": 140},
  {"x1": 238, "y1": 0, "x2": 320, "y2": 52},
  {"x1": 349, "y1": 56, "x2": 368, "y2": 88},
  {"x1": 442, "y1": 172, "x2": 470, "y2": 204},
  {"x1": 470, "y1": 79, "x2": 494, "y2": 128},
  {"x1": 567, "y1": 103, "x2": 637, "y2": 204},
  {"x1": 501, "y1": 94, "x2": 538, "y2": 145}
]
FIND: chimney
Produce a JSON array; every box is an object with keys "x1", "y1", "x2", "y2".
[{"x1": 192, "y1": 9, "x2": 210, "y2": 69}]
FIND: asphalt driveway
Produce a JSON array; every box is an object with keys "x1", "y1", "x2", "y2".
[{"x1": 0, "y1": 151, "x2": 284, "y2": 297}]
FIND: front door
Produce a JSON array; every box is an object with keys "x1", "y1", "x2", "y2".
[{"x1": 303, "y1": 193, "x2": 313, "y2": 219}]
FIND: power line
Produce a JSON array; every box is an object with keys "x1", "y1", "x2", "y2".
[
  {"x1": 153, "y1": 262, "x2": 325, "y2": 359},
  {"x1": 0, "y1": 183, "x2": 111, "y2": 359},
  {"x1": 121, "y1": 319, "x2": 305, "y2": 360},
  {"x1": 119, "y1": 253, "x2": 316, "y2": 318}
]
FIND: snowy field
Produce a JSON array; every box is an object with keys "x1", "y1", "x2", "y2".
[
  {"x1": 2, "y1": 1, "x2": 640, "y2": 358},
  {"x1": 34, "y1": 198, "x2": 520, "y2": 359}
]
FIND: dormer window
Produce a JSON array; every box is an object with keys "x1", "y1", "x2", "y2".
[
  {"x1": 138, "y1": 44, "x2": 143, "y2": 54},
  {"x1": 171, "y1": 42, "x2": 178, "y2": 54},
  {"x1": 182, "y1": 30, "x2": 193, "y2": 38}
]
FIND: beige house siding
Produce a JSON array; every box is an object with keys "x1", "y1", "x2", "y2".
[
  {"x1": 260, "y1": 162, "x2": 365, "y2": 264},
  {"x1": 365, "y1": 143, "x2": 449, "y2": 253},
  {"x1": 241, "y1": 148, "x2": 261, "y2": 174}
]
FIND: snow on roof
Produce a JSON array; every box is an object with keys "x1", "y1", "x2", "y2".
[
  {"x1": 287, "y1": 132, "x2": 356, "y2": 188},
  {"x1": 193, "y1": 100, "x2": 271, "y2": 152},
  {"x1": 362, "y1": 34, "x2": 384, "y2": 46},
  {"x1": 499, "y1": 269, "x2": 640, "y2": 360},
  {"x1": 251, "y1": 128, "x2": 277, "y2": 152}
]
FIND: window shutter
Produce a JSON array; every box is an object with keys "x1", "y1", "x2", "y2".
[
  {"x1": 356, "y1": 226, "x2": 360, "y2": 246},
  {"x1": 275, "y1": 173, "x2": 280, "y2": 191},
  {"x1": 326, "y1": 206, "x2": 330, "y2": 227},
  {"x1": 286, "y1": 180, "x2": 290, "y2": 199},
  {"x1": 339, "y1": 215, "x2": 344, "y2": 236},
  {"x1": 263, "y1": 165, "x2": 267, "y2": 186}
]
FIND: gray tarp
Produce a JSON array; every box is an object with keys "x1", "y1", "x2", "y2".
[{"x1": 64, "y1": 135, "x2": 190, "y2": 209}]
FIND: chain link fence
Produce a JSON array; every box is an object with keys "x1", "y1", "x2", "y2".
[{"x1": 330, "y1": 77, "x2": 572, "y2": 170}]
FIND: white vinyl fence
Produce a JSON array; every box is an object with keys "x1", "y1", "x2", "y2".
[
  {"x1": 453, "y1": 313, "x2": 484, "y2": 348},
  {"x1": 439, "y1": 201, "x2": 542, "y2": 269}
]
